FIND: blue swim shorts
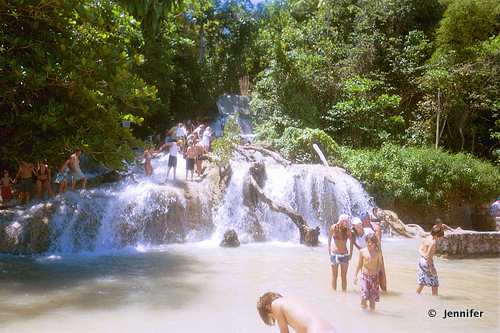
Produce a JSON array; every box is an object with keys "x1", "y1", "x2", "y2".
[
  {"x1": 71, "y1": 168, "x2": 85, "y2": 180},
  {"x1": 330, "y1": 252, "x2": 349, "y2": 266}
]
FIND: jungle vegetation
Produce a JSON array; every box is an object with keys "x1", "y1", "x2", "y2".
[{"x1": 1, "y1": 0, "x2": 500, "y2": 210}]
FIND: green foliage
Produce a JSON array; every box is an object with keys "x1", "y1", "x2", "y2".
[
  {"x1": 324, "y1": 77, "x2": 402, "y2": 148},
  {"x1": 254, "y1": 125, "x2": 340, "y2": 165},
  {"x1": 435, "y1": 0, "x2": 500, "y2": 63},
  {"x1": 211, "y1": 114, "x2": 241, "y2": 169},
  {"x1": 0, "y1": 0, "x2": 157, "y2": 169},
  {"x1": 341, "y1": 143, "x2": 500, "y2": 211}
]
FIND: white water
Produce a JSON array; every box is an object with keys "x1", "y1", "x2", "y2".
[{"x1": 0, "y1": 154, "x2": 498, "y2": 332}]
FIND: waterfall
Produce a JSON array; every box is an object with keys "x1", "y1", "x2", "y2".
[
  {"x1": 212, "y1": 161, "x2": 372, "y2": 244},
  {"x1": 0, "y1": 153, "x2": 372, "y2": 253}
]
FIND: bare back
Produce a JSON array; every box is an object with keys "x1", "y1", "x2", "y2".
[
  {"x1": 419, "y1": 236, "x2": 436, "y2": 259},
  {"x1": 272, "y1": 297, "x2": 336, "y2": 333}
]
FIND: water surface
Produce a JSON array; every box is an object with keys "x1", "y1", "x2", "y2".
[{"x1": 0, "y1": 238, "x2": 498, "y2": 332}]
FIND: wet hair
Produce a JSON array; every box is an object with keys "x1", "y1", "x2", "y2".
[
  {"x1": 365, "y1": 233, "x2": 380, "y2": 250},
  {"x1": 431, "y1": 225, "x2": 445, "y2": 238},
  {"x1": 257, "y1": 292, "x2": 282, "y2": 326},
  {"x1": 3, "y1": 169, "x2": 8, "y2": 175},
  {"x1": 435, "y1": 218, "x2": 442, "y2": 224}
]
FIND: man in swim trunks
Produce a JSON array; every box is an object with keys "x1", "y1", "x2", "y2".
[
  {"x1": 416, "y1": 225, "x2": 444, "y2": 296},
  {"x1": 14, "y1": 160, "x2": 35, "y2": 205},
  {"x1": 160, "y1": 139, "x2": 182, "y2": 180},
  {"x1": 69, "y1": 150, "x2": 87, "y2": 191}
]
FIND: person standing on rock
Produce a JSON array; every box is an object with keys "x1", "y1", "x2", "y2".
[
  {"x1": 160, "y1": 140, "x2": 182, "y2": 181},
  {"x1": 69, "y1": 150, "x2": 87, "y2": 191},
  {"x1": 14, "y1": 160, "x2": 35, "y2": 205},
  {"x1": 185, "y1": 140, "x2": 196, "y2": 181}
]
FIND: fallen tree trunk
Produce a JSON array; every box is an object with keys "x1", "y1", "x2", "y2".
[
  {"x1": 245, "y1": 161, "x2": 319, "y2": 246},
  {"x1": 378, "y1": 210, "x2": 428, "y2": 238}
]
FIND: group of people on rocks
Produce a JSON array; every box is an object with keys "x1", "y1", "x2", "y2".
[
  {"x1": 135, "y1": 121, "x2": 216, "y2": 181},
  {"x1": 1, "y1": 150, "x2": 87, "y2": 207},
  {"x1": 257, "y1": 208, "x2": 451, "y2": 332},
  {"x1": 1, "y1": 119, "x2": 218, "y2": 207}
]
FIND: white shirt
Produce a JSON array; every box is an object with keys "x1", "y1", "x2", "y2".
[
  {"x1": 356, "y1": 227, "x2": 375, "y2": 248},
  {"x1": 169, "y1": 142, "x2": 181, "y2": 157},
  {"x1": 176, "y1": 126, "x2": 187, "y2": 138},
  {"x1": 201, "y1": 129, "x2": 211, "y2": 147}
]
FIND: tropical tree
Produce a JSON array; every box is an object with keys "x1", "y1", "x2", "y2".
[
  {"x1": 412, "y1": 0, "x2": 500, "y2": 159},
  {"x1": 0, "y1": 0, "x2": 159, "y2": 169}
]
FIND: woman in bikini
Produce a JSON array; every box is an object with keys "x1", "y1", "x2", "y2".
[
  {"x1": 134, "y1": 146, "x2": 157, "y2": 176},
  {"x1": 327, "y1": 214, "x2": 354, "y2": 291},
  {"x1": 35, "y1": 159, "x2": 54, "y2": 200}
]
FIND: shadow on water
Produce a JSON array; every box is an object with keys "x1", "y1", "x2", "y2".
[{"x1": 0, "y1": 250, "x2": 207, "y2": 322}]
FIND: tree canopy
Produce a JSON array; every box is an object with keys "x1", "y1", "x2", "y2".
[{"x1": 1, "y1": 0, "x2": 499, "y2": 173}]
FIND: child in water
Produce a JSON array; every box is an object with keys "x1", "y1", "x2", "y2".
[
  {"x1": 416, "y1": 225, "x2": 445, "y2": 296},
  {"x1": 354, "y1": 233, "x2": 386, "y2": 310},
  {"x1": 257, "y1": 292, "x2": 336, "y2": 333}
]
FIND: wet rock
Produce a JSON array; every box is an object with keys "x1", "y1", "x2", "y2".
[
  {"x1": 304, "y1": 227, "x2": 320, "y2": 247},
  {"x1": 220, "y1": 229, "x2": 240, "y2": 247},
  {"x1": 435, "y1": 231, "x2": 500, "y2": 258}
]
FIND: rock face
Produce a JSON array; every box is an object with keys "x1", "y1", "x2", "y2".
[
  {"x1": 0, "y1": 203, "x2": 53, "y2": 254},
  {"x1": 435, "y1": 232, "x2": 500, "y2": 258},
  {"x1": 215, "y1": 94, "x2": 254, "y2": 137},
  {"x1": 0, "y1": 162, "x2": 230, "y2": 254},
  {"x1": 216, "y1": 94, "x2": 253, "y2": 116}
]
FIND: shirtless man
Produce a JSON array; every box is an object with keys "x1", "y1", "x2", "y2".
[
  {"x1": 354, "y1": 234, "x2": 386, "y2": 310},
  {"x1": 69, "y1": 150, "x2": 87, "y2": 191},
  {"x1": 257, "y1": 292, "x2": 336, "y2": 333},
  {"x1": 194, "y1": 139, "x2": 204, "y2": 176},
  {"x1": 14, "y1": 160, "x2": 35, "y2": 205},
  {"x1": 416, "y1": 225, "x2": 444, "y2": 296}
]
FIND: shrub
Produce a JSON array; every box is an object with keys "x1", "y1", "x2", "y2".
[
  {"x1": 254, "y1": 126, "x2": 341, "y2": 165},
  {"x1": 341, "y1": 143, "x2": 500, "y2": 211}
]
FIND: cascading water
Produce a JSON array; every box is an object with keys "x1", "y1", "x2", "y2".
[
  {"x1": 212, "y1": 160, "x2": 372, "y2": 244},
  {"x1": 1, "y1": 151, "x2": 373, "y2": 254}
]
